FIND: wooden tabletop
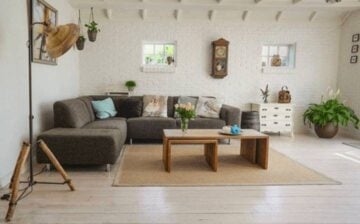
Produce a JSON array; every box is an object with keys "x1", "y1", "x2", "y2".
[{"x1": 163, "y1": 129, "x2": 268, "y2": 140}]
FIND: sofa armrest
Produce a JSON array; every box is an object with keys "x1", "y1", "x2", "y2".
[{"x1": 220, "y1": 104, "x2": 241, "y2": 126}]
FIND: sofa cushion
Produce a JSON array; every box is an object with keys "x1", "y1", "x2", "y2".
[
  {"x1": 176, "y1": 118, "x2": 225, "y2": 129},
  {"x1": 117, "y1": 97, "x2": 143, "y2": 118},
  {"x1": 127, "y1": 117, "x2": 176, "y2": 139},
  {"x1": 142, "y1": 95, "x2": 168, "y2": 117},
  {"x1": 91, "y1": 98, "x2": 117, "y2": 119},
  {"x1": 54, "y1": 99, "x2": 93, "y2": 128},
  {"x1": 196, "y1": 97, "x2": 223, "y2": 118},
  {"x1": 37, "y1": 128, "x2": 122, "y2": 165},
  {"x1": 82, "y1": 117, "x2": 127, "y2": 145}
]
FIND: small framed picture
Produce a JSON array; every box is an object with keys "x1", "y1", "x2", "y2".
[
  {"x1": 350, "y1": 55, "x2": 358, "y2": 64},
  {"x1": 352, "y1": 34, "x2": 360, "y2": 42},
  {"x1": 351, "y1": 45, "x2": 359, "y2": 53}
]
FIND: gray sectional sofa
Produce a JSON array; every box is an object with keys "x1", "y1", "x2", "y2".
[{"x1": 37, "y1": 96, "x2": 240, "y2": 167}]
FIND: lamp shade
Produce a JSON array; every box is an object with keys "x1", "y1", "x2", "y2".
[{"x1": 45, "y1": 23, "x2": 80, "y2": 58}]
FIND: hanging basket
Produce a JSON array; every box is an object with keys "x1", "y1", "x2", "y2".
[
  {"x1": 88, "y1": 30, "x2": 97, "y2": 42},
  {"x1": 86, "y1": 7, "x2": 100, "y2": 42},
  {"x1": 76, "y1": 10, "x2": 86, "y2": 51},
  {"x1": 76, "y1": 37, "x2": 86, "y2": 50}
]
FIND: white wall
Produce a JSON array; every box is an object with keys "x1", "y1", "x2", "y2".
[
  {"x1": 80, "y1": 20, "x2": 340, "y2": 133},
  {"x1": 0, "y1": 0, "x2": 80, "y2": 187},
  {"x1": 338, "y1": 10, "x2": 360, "y2": 139}
]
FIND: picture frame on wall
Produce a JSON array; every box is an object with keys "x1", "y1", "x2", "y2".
[
  {"x1": 352, "y1": 34, "x2": 360, "y2": 43},
  {"x1": 32, "y1": 0, "x2": 58, "y2": 65},
  {"x1": 350, "y1": 55, "x2": 358, "y2": 64},
  {"x1": 351, "y1": 45, "x2": 359, "y2": 53}
]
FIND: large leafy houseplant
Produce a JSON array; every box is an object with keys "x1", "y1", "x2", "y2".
[{"x1": 303, "y1": 89, "x2": 359, "y2": 138}]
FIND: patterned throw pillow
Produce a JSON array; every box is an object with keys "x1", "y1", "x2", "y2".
[
  {"x1": 142, "y1": 95, "x2": 168, "y2": 117},
  {"x1": 174, "y1": 96, "x2": 198, "y2": 118},
  {"x1": 196, "y1": 97, "x2": 222, "y2": 118}
]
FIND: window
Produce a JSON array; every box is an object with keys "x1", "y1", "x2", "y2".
[
  {"x1": 142, "y1": 42, "x2": 176, "y2": 66},
  {"x1": 261, "y1": 44, "x2": 296, "y2": 69}
]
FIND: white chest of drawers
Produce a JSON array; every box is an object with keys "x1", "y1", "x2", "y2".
[{"x1": 251, "y1": 103, "x2": 294, "y2": 137}]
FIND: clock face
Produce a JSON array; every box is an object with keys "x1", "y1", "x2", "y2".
[{"x1": 215, "y1": 46, "x2": 227, "y2": 58}]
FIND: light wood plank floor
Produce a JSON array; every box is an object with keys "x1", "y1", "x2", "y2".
[{"x1": 1, "y1": 134, "x2": 360, "y2": 224}]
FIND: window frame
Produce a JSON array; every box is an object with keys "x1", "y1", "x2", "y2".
[
  {"x1": 261, "y1": 43, "x2": 296, "y2": 69},
  {"x1": 141, "y1": 41, "x2": 177, "y2": 67}
]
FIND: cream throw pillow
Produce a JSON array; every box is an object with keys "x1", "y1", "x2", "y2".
[
  {"x1": 196, "y1": 97, "x2": 222, "y2": 118},
  {"x1": 142, "y1": 95, "x2": 168, "y2": 117}
]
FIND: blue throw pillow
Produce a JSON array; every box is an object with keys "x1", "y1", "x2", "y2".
[{"x1": 91, "y1": 98, "x2": 117, "y2": 119}]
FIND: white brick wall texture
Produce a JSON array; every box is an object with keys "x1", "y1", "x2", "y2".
[{"x1": 79, "y1": 20, "x2": 341, "y2": 133}]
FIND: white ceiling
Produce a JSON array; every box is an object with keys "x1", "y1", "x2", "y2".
[{"x1": 68, "y1": 0, "x2": 360, "y2": 23}]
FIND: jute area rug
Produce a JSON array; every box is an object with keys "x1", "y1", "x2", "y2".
[{"x1": 113, "y1": 144, "x2": 338, "y2": 187}]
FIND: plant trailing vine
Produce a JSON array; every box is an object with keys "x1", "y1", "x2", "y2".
[{"x1": 76, "y1": 9, "x2": 86, "y2": 50}]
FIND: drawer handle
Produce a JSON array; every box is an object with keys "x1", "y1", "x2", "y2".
[
  {"x1": 286, "y1": 124, "x2": 291, "y2": 126},
  {"x1": 261, "y1": 116, "x2": 267, "y2": 118},
  {"x1": 274, "y1": 107, "x2": 279, "y2": 110},
  {"x1": 262, "y1": 108, "x2": 268, "y2": 111},
  {"x1": 274, "y1": 122, "x2": 278, "y2": 124},
  {"x1": 273, "y1": 114, "x2": 278, "y2": 117},
  {"x1": 261, "y1": 124, "x2": 267, "y2": 126},
  {"x1": 285, "y1": 115, "x2": 290, "y2": 118},
  {"x1": 286, "y1": 109, "x2": 291, "y2": 111}
]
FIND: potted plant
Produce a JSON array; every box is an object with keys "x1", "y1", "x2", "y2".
[
  {"x1": 85, "y1": 21, "x2": 100, "y2": 42},
  {"x1": 125, "y1": 80, "x2": 137, "y2": 92},
  {"x1": 303, "y1": 89, "x2": 359, "y2": 138},
  {"x1": 76, "y1": 35, "x2": 86, "y2": 50}
]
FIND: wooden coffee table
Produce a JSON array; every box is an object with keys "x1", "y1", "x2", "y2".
[{"x1": 162, "y1": 129, "x2": 269, "y2": 172}]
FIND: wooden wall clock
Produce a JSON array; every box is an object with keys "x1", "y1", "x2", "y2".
[{"x1": 211, "y1": 38, "x2": 229, "y2": 78}]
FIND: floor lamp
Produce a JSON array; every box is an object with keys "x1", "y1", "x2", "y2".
[{"x1": 3, "y1": 0, "x2": 80, "y2": 221}]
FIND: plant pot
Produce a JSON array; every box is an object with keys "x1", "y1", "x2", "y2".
[
  {"x1": 88, "y1": 30, "x2": 97, "y2": 42},
  {"x1": 127, "y1": 87, "x2": 135, "y2": 92},
  {"x1": 314, "y1": 123, "x2": 338, "y2": 139},
  {"x1": 76, "y1": 38, "x2": 85, "y2": 50}
]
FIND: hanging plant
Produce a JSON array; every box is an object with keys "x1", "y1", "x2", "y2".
[
  {"x1": 76, "y1": 10, "x2": 86, "y2": 50},
  {"x1": 85, "y1": 7, "x2": 100, "y2": 42}
]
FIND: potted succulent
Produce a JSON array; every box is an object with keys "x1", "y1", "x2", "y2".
[
  {"x1": 85, "y1": 21, "x2": 100, "y2": 42},
  {"x1": 303, "y1": 88, "x2": 359, "y2": 138},
  {"x1": 125, "y1": 80, "x2": 137, "y2": 92},
  {"x1": 76, "y1": 35, "x2": 86, "y2": 50}
]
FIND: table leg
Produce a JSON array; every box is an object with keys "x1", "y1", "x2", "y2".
[
  {"x1": 204, "y1": 142, "x2": 218, "y2": 172},
  {"x1": 240, "y1": 139, "x2": 256, "y2": 163},
  {"x1": 256, "y1": 138, "x2": 269, "y2": 169},
  {"x1": 163, "y1": 138, "x2": 171, "y2": 172}
]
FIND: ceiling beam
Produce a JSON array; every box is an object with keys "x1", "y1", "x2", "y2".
[
  {"x1": 139, "y1": 9, "x2": 147, "y2": 20},
  {"x1": 174, "y1": 9, "x2": 181, "y2": 20},
  {"x1": 309, "y1": 11, "x2": 317, "y2": 22},
  {"x1": 242, "y1": 10, "x2": 249, "y2": 21},
  {"x1": 275, "y1": 11, "x2": 282, "y2": 22},
  {"x1": 104, "y1": 8, "x2": 112, "y2": 19},
  {"x1": 209, "y1": 10, "x2": 216, "y2": 21},
  {"x1": 72, "y1": 2, "x2": 360, "y2": 10},
  {"x1": 341, "y1": 11, "x2": 352, "y2": 25}
]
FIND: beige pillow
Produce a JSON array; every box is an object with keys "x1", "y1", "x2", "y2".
[
  {"x1": 196, "y1": 97, "x2": 222, "y2": 118},
  {"x1": 142, "y1": 95, "x2": 168, "y2": 117}
]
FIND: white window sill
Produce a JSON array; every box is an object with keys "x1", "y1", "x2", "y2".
[
  {"x1": 261, "y1": 66, "x2": 295, "y2": 74},
  {"x1": 141, "y1": 65, "x2": 176, "y2": 73}
]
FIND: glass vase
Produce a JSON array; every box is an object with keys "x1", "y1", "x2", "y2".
[{"x1": 180, "y1": 118, "x2": 189, "y2": 133}]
